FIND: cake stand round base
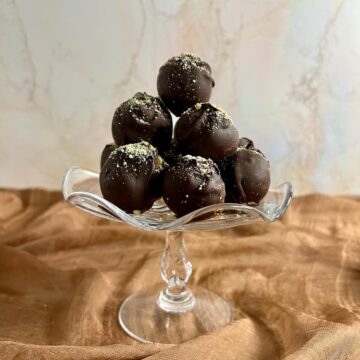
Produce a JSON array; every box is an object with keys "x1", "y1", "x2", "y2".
[{"x1": 118, "y1": 284, "x2": 232, "y2": 344}]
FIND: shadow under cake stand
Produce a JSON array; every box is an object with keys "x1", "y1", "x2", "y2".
[{"x1": 62, "y1": 166, "x2": 293, "y2": 344}]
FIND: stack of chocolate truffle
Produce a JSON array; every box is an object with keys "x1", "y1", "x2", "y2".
[{"x1": 100, "y1": 53, "x2": 270, "y2": 217}]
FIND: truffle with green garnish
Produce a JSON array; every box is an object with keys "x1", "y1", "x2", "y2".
[
  {"x1": 174, "y1": 103, "x2": 239, "y2": 161},
  {"x1": 111, "y1": 92, "x2": 172, "y2": 152},
  {"x1": 157, "y1": 53, "x2": 215, "y2": 116},
  {"x1": 162, "y1": 155, "x2": 225, "y2": 217},
  {"x1": 100, "y1": 141, "x2": 166, "y2": 213}
]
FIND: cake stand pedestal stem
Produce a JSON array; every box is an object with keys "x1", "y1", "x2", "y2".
[
  {"x1": 157, "y1": 231, "x2": 195, "y2": 312},
  {"x1": 118, "y1": 229, "x2": 232, "y2": 343}
]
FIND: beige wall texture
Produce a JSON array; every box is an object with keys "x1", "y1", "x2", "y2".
[{"x1": 0, "y1": 0, "x2": 359, "y2": 194}]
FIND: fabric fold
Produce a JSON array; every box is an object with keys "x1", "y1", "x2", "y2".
[{"x1": 0, "y1": 189, "x2": 359, "y2": 359}]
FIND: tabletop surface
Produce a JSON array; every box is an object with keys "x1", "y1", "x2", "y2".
[{"x1": 0, "y1": 189, "x2": 359, "y2": 359}]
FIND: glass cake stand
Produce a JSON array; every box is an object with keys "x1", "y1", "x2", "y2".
[{"x1": 62, "y1": 166, "x2": 293, "y2": 344}]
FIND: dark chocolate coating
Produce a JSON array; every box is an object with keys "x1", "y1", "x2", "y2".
[
  {"x1": 174, "y1": 103, "x2": 239, "y2": 161},
  {"x1": 100, "y1": 141, "x2": 165, "y2": 213},
  {"x1": 238, "y1": 137, "x2": 254, "y2": 149},
  {"x1": 161, "y1": 139, "x2": 183, "y2": 166},
  {"x1": 219, "y1": 138, "x2": 270, "y2": 204},
  {"x1": 157, "y1": 54, "x2": 215, "y2": 116},
  {"x1": 162, "y1": 155, "x2": 225, "y2": 217},
  {"x1": 100, "y1": 143, "x2": 116, "y2": 168},
  {"x1": 111, "y1": 92, "x2": 172, "y2": 151}
]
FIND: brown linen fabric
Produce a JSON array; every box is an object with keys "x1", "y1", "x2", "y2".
[{"x1": 0, "y1": 189, "x2": 360, "y2": 359}]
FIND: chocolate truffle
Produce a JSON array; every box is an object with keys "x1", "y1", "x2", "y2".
[
  {"x1": 162, "y1": 155, "x2": 225, "y2": 217},
  {"x1": 100, "y1": 143, "x2": 116, "y2": 168},
  {"x1": 174, "y1": 103, "x2": 239, "y2": 161},
  {"x1": 161, "y1": 139, "x2": 183, "y2": 166},
  {"x1": 219, "y1": 138, "x2": 270, "y2": 204},
  {"x1": 111, "y1": 92, "x2": 172, "y2": 152},
  {"x1": 100, "y1": 141, "x2": 166, "y2": 213},
  {"x1": 157, "y1": 53, "x2": 215, "y2": 116}
]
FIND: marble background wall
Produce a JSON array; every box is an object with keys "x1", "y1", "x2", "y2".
[{"x1": 0, "y1": 0, "x2": 359, "y2": 194}]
